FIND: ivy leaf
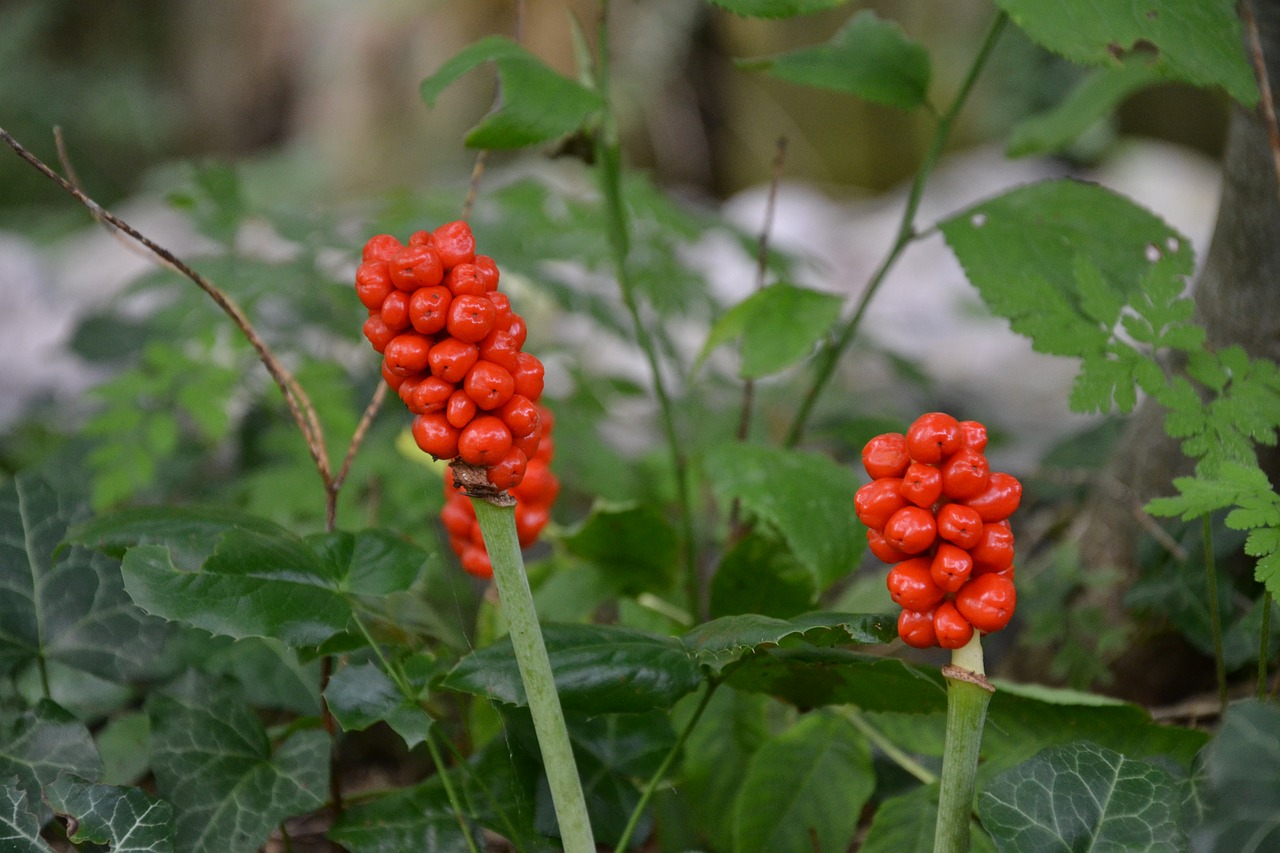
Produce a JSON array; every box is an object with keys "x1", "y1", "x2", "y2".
[
  {"x1": 1008, "y1": 62, "x2": 1164, "y2": 157},
  {"x1": 979, "y1": 741, "x2": 1188, "y2": 850},
  {"x1": 45, "y1": 776, "x2": 175, "y2": 853},
  {"x1": 1194, "y1": 700, "x2": 1280, "y2": 851},
  {"x1": 991, "y1": 0, "x2": 1257, "y2": 105},
  {"x1": 0, "y1": 475, "x2": 170, "y2": 685},
  {"x1": 0, "y1": 779, "x2": 53, "y2": 853},
  {"x1": 703, "y1": 444, "x2": 863, "y2": 591},
  {"x1": 323, "y1": 662, "x2": 434, "y2": 750},
  {"x1": 0, "y1": 700, "x2": 102, "y2": 812},
  {"x1": 731, "y1": 712, "x2": 872, "y2": 853},
  {"x1": 699, "y1": 283, "x2": 844, "y2": 378},
  {"x1": 419, "y1": 35, "x2": 602, "y2": 149},
  {"x1": 147, "y1": 672, "x2": 328, "y2": 853},
  {"x1": 561, "y1": 502, "x2": 680, "y2": 596},
  {"x1": 703, "y1": 0, "x2": 852, "y2": 18},
  {"x1": 441, "y1": 623, "x2": 701, "y2": 715},
  {"x1": 327, "y1": 775, "x2": 482, "y2": 853}
]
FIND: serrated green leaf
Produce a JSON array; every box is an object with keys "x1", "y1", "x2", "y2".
[
  {"x1": 1195, "y1": 700, "x2": 1280, "y2": 851},
  {"x1": 700, "y1": 283, "x2": 844, "y2": 378},
  {"x1": 561, "y1": 502, "x2": 679, "y2": 596},
  {"x1": 709, "y1": 531, "x2": 816, "y2": 618},
  {"x1": 69, "y1": 504, "x2": 291, "y2": 568},
  {"x1": 681, "y1": 611, "x2": 896, "y2": 673},
  {"x1": 45, "y1": 776, "x2": 174, "y2": 852},
  {"x1": 419, "y1": 35, "x2": 602, "y2": 149},
  {"x1": 731, "y1": 711, "x2": 872, "y2": 853},
  {"x1": 736, "y1": 11, "x2": 930, "y2": 109},
  {"x1": 979, "y1": 741, "x2": 1187, "y2": 850},
  {"x1": 442, "y1": 623, "x2": 701, "y2": 714},
  {"x1": 327, "y1": 775, "x2": 481, "y2": 853},
  {"x1": 703, "y1": 444, "x2": 863, "y2": 590},
  {"x1": 148, "y1": 672, "x2": 327, "y2": 853},
  {"x1": 704, "y1": 0, "x2": 851, "y2": 18},
  {"x1": 324, "y1": 662, "x2": 433, "y2": 750},
  {"x1": 1008, "y1": 62, "x2": 1164, "y2": 157},
  {"x1": 0, "y1": 475, "x2": 170, "y2": 684},
  {"x1": 991, "y1": 0, "x2": 1257, "y2": 105}
]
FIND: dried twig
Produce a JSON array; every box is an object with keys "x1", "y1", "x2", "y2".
[{"x1": 1243, "y1": 0, "x2": 1280, "y2": 200}]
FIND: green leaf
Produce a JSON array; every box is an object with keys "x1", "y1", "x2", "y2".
[
  {"x1": 862, "y1": 786, "x2": 996, "y2": 853},
  {"x1": 699, "y1": 283, "x2": 844, "y2": 378},
  {"x1": 736, "y1": 11, "x2": 931, "y2": 109},
  {"x1": 1195, "y1": 700, "x2": 1280, "y2": 851},
  {"x1": 731, "y1": 712, "x2": 872, "y2": 853},
  {"x1": 324, "y1": 662, "x2": 434, "y2": 750},
  {"x1": 69, "y1": 504, "x2": 292, "y2": 569},
  {"x1": 561, "y1": 502, "x2": 680, "y2": 596},
  {"x1": 0, "y1": 700, "x2": 102, "y2": 806},
  {"x1": 442, "y1": 623, "x2": 702, "y2": 714},
  {"x1": 328, "y1": 775, "x2": 481, "y2": 853},
  {"x1": 0, "y1": 475, "x2": 170, "y2": 683},
  {"x1": 682, "y1": 610, "x2": 897, "y2": 673},
  {"x1": 1008, "y1": 62, "x2": 1164, "y2": 157},
  {"x1": 45, "y1": 776, "x2": 175, "y2": 852},
  {"x1": 305, "y1": 529, "x2": 431, "y2": 596},
  {"x1": 709, "y1": 531, "x2": 816, "y2": 618},
  {"x1": 726, "y1": 647, "x2": 948, "y2": 713},
  {"x1": 703, "y1": 444, "x2": 863, "y2": 590},
  {"x1": 121, "y1": 542, "x2": 352, "y2": 646},
  {"x1": 978, "y1": 741, "x2": 1188, "y2": 850},
  {"x1": 148, "y1": 672, "x2": 328, "y2": 853},
  {"x1": 703, "y1": 0, "x2": 851, "y2": 18},
  {"x1": 991, "y1": 0, "x2": 1257, "y2": 105},
  {"x1": 95, "y1": 712, "x2": 150, "y2": 787},
  {"x1": 0, "y1": 779, "x2": 53, "y2": 853},
  {"x1": 419, "y1": 35, "x2": 602, "y2": 149}
]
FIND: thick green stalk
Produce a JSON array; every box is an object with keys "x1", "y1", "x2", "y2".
[
  {"x1": 472, "y1": 497, "x2": 595, "y2": 853},
  {"x1": 935, "y1": 634, "x2": 994, "y2": 853},
  {"x1": 785, "y1": 11, "x2": 1008, "y2": 448},
  {"x1": 1203, "y1": 515, "x2": 1228, "y2": 711}
]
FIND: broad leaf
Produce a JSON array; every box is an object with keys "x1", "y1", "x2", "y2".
[
  {"x1": 731, "y1": 712, "x2": 872, "y2": 853},
  {"x1": 561, "y1": 502, "x2": 680, "y2": 596},
  {"x1": 305, "y1": 529, "x2": 431, "y2": 596},
  {"x1": 45, "y1": 776, "x2": 175, "y2": 853},
  {"x1": 708, "y1": 531, "x2": 816, "y2": 618},
  {"x1": 0, "y1": 780, "x2": 53, "y2": 853},
  {"x1": 419, "y1": 35, "x2": 602, "y2": 149},
  {"x1": 1194, "y1": 700, "x2": 1280, "y2": 851},
  {"x1": 328, "y1": 775, "x2": 481, "y2": 853},
  {"x1": 726, "y1": 647, "x2": 948, "y2": 713},
  {"x1": 979, "y1": 741, "x2": 1188, "y2": 850},
  {"x1": 148, "y1": 673, "x2": 328, "y2": 853},
  {"x1": 699, "y1": 282, "x2": 844, "y2": 379},
  {"x1": 441, "y1": 623, "x2": 701, "y2": 714},
  {"x1": 862, "y1": 786, "x2": 997, "y2": 853},
  {"x1": 682, "y1": 610, "x2": 896, "y2": 673},
  {"x1": 0, "y1": 475, "x2": 169, "y2": 683},
  {"x1": 68, "y1": 502, "x2": 288, "y2": 569},
  {"x1": 736, "y1": 11, "x2": 931, "y2": 109},
  {"x1": 992, "y1": 0, "x2": 1257, "y2": 105},
  {"x1": 1008, "y1": 63, "x2": 1164, "y2": 157},
  {"x1": 704, "y1": 0, "x2": 851, "y2": 18},
  {"x1": 703, "y1": 444, "x2": 863, "y2": 590},
  {"x1": 0, "y1": 700, "x2": 102, "y2": 803},
  {"x1": 324, "y1": 661, "x2": 434, "y2": 750}
]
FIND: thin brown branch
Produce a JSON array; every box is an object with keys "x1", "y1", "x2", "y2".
[
  {"x1": 1, "y1": 126, "x2": 334, "y2": 487},
  {"x1": 461, "y1": 150, "x2": 489, "y2": 221},
  {"x1": 332, "y1": 383, "x2": 389, "y2": 501},
  {"x1": 1243, "y1": 0, "x2": 1280, "y2": 200}
]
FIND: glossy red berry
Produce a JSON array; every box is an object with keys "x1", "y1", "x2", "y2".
[
  {"x1": 963, "y1": 472, "x2": 1022, "y2": 522},
  {"x1": 433, "y1": 220, "x2": 476, "y2": 267},
  {"x1": 428, "y1": 338, "x2": 480, "y2": 384},
  {"x1": 464, "y1": 360, "x2": 516, "y2": 411},
  {"x1": 935, "y1": 503, "x2": 984, "y2": 550},
  {"x1": 866, "y1": 528, "x2": 909, "y2": 564},
  {"x1": 862, "y1": 432, "x2": 910, "y2": 479},
  {"x1": 383, "y1": 332, "x2": 433, "y2": 377},
  {"x1": 409, "y1": 286, "x2": 451, "y2": 335},
  {"x1": 883, "y1": 505, "x2": 937, "y2": 555},
  {"x1": 933, "y1": 601, "x2": 974, "y2": 649},
  {"x1": 412, "y1": 413, "x2": 460, "y2": 459},
  {"x1": 955, "y1": 573, "x2": 1017, "y2": 633},
  {"x1": 929, "y1": 543, "x2": 973, "y2": 593},
  {"x1": 886, "y1": 558, "x2": 946, "y2": 612},
  {"x1": 897, "y1": 609, "x2": 937, "y2": 649},
  {"x1": 447, "y1": 294, "x2": 498, "y2": 343},
  {"x1": 905, "y1": 412, "x2": 962, "y2": 464},
  {"x1": 458, "y1": 415, "x2": 512, "y2": 466},
  {"x1": 855, "y1": 479, "x2": 908, "y2": 531},
  {"x1": 900, "y1": 462, "x2": 943, "y2": 509},
  {"x1": 969, "y1": 521, "x2": 1015, "y2": 574},
  {"x1": 940, "y1": 449, "x2": 991, "y2": 500}
]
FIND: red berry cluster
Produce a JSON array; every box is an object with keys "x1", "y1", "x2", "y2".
[
  {"x1": 356, "y1": 221, "x2": 546, "y2": 491},
  {"x1": 857, "y1": 413, "x2": 1021, "y2": 650},
  {"x1": 440, "y1": 405, "x2": 560, "y2": 578}
]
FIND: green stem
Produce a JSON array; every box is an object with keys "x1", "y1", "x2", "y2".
[
  {"x1": 839, "y1": 707, "x2": 937, "y2": 786},
  {"x1": 594, "y1": 0, "x2": 700, "y2": 618},
  {"x1": 1260, "y1": 591, "x2": 1273, "y2": 700},
  {"x1": 784, "y1": 10, "x2": 1008, "y2": 448},
  {"x1": 472, "y1": 497, "x2": 595, "y2": 853},
  {"x1": 1202, "y1": 515, "x2": 1228, "y2": 711},
  {"x1": 614, "y1": 679, "x2": 720, "y2": 852},
  {"x1": 935, "y1": 633, "x2": 994, "y2": 853}
]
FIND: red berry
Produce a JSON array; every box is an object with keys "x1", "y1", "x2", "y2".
[
  {"x1": 428, "y1": 338, "x2": 480, "y2": 384},
  {"x1": 433, "y1": 221, "x2": 476, "y2": 267},
  {"x1": 900, "y1": 462, "x2": 943, "y2": 509},
  {"x1": 969, "y1": 521, "x2": 1015, "y2": 574},
  {"x1": 502, "y1": 313, "x2": 528, "y2": 349},
  {"x1": 383, "y1": 332, "x2": 433, "y2": 376},
  {"x1": 409, "y1": 286, "x2": 452, "y2": 335},
  {"x1": 930, "y1": 543, "x2": 973, "y2": 593},
  {"x1": 447, "y1": 294, "x2": 498, "y2": 343},
  {"x1": 862, "y1": 433, "x2": 911, "y2": 479},
  {"x1": 940, "y1": 449, "x2": 991, "y2": 500},
  {"x1": 389, "y1": 245, "x2": 444, "y2": 291},
  {"x1": 511, "y1": 459, "x2": 559, "y2": 505},
  {"x1": 412, "y1": 413, "x2": 460, "y2": 459},
  {"x1": 883, "y1": 505, "x2": 937, "y2": 555},
  {"x1": 362, "y1": 234, "x2": 402, "y2": 262},
  {"x1": 935, "y1": 503, "x2": 984, "y2": 550},
  {"x1": 854, "y1": 478, "x2": 908, "y2": 531},
  {"x1": 958, "y1": 420, "x2": 988, "y2": 452},
  {"x1": 363, "y1": 314, "x2": 397, "y2": 353},
  {"x1": 478, "y1": 328, "x2": 522, "y2": 373},
  {"x1": 444, "y1": 263, "x2": 487, "y2": 297},
  {"x1": 497, "y1": 394, "x2": 539, "y2": 437},
  {"x1": 381, "y1": 361, "x2": 407, "y2": 390},
  {"x1": 355, "y1": 261, "x2": 394, "y2": 310},
  {"x1": 409, "y1": 376, "x2": 454, "y2": 414},
  {"x1": 887, "y1": 558, "x2": 946, "y2": 612},
  {"x1": 905, "y1": 412, "x2": 962, "y2": 464},
  {"x1": 486, "y1": 447, "x2": 528, "y2": 491},
  {"x1": 867, "y1": 528, "x2": 909, "y2": 564},
  {"x1": 512, "y1": 352, "x2": 545, "y2": 400},
  {"x1": 460, "y1": 546, "x2": 493, "y2": 579},
  {"x1": 458, "y1": 415, "x2": 512, "y2": 466},
  {"x1": 446, "y1": 389, "x2": 478, "y2": 429},
  {"x1": 515, "y1": 504, "x2": 551, "y2": 547},
  {"x1": 955, "y1": 573, "x2": 1017, "y2": 633},
  {"x1": 897, "y1": 609, "x2": 937, "y2": 649},
  {"x1": 963, "y1": 472, "x2": 1022, "y2": 522},
  {"x1": 440, "y1": 498, "x2": 474, "y2": 538},
  {"x1": 474, "y1": 255, "x2": 500, "y2": 291},
  {"x1": 933, "y1": 601, "x2": 974, "y2": 649},
  {"x1": 380, "y1": 290, "x2": 411, "y2": 330},
  {"x1": 464, "y1": 360, "x2": 516, "y2": 411}
]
